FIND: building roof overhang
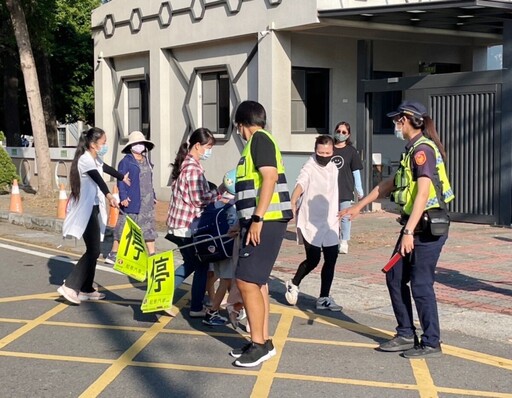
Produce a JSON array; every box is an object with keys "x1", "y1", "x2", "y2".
[{"x1": 318, "y1": 0, "x2": 512, "y2": 37}]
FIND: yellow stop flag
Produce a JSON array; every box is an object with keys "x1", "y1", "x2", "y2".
[
  {"x1": 141, "y1": 251, "x2": 175, "y2": 313},
  {"x1": 114, "y1": 216, "x2": 148, "y2": 282}
]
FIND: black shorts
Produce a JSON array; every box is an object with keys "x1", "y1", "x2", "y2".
[{"x1": 235, "y1": 221, "x2": 287, "y2": 285}]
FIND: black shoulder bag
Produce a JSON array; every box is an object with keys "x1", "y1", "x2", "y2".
[{"x1": 426, "y1": 170, "x2": 450, "y2": 236}]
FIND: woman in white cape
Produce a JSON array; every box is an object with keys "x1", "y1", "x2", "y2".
[
  {"x1": 58, "y1": 127, "x2": 129, "y2": 305},
  {"x1": 284, "y1": 135, "x2": 343, "y2": 311}
]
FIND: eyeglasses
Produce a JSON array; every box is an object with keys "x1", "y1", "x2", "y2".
[
  {"x1": 336, "y1": 130, "x2": 349, "y2": 135},
  {"x1": 393, "y1": 117, "x2": 406, "y2": 125}
]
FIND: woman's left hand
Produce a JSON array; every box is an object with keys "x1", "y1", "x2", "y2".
[
  {"x1": 107, "y1": 193, "x2": 119, "y2": 209},
  {"x1": 400, "y1": 234, "x2": 414, "y2": 255}
]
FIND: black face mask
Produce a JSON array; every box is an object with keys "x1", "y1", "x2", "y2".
[{"x1": 316, "y1": 154, "x2": 332, "y2": 167}]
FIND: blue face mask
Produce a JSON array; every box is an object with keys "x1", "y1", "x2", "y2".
[
  {"x1": 200, "y1": 148, "x2": 212, "y2": 160},
  {"x1": 394, "y1": 127, "x2": 405, "y2": 141},
  {"x1": 97, "y1": 144, "x2": 109, "y2": 157}
]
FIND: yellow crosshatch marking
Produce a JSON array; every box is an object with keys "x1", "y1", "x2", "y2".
[{"x1": 0, "y1": 238, "x2": 511, "y2": 397}]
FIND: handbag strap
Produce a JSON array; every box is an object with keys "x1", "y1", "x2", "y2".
[{"x1": 432, "y1": 169, "x2": 446, "y2": 210}]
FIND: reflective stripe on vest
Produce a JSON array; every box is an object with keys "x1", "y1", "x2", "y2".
[
  {"x1": 235, "y1": 130, "x2": 293, "y2": 221},
  {"x1": 392, "y1": 136, "x2": 455, "y2": 215}
]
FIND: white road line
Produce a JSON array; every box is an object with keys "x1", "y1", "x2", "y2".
[{"x1": 0, "y1": 242, "x2": 122, "y2": 275}]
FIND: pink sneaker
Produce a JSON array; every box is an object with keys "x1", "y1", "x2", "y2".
[
  {"x1": 57, "y1": 284, "x2": 80, "y2": 304},
  {"x1": 78, "y1": 290, "x2": 106, "y2": 301}
]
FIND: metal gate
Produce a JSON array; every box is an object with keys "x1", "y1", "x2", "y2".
[{"x1": 360, "y1": 70, "x2": 510, "y2": 225}]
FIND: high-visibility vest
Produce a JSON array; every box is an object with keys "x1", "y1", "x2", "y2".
[
  {"x1": 235, "y1": 130, "x2": 293, "y2": 221},
  {"x1": 392, "y1": 135, "x2": 455, "y2": 215}
]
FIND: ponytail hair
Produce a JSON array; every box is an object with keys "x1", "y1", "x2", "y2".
[
  {"x1": 69, "y1": 127, "x2": 105, "y2": 200},
  {"x1": 171, "y1": 127, "x2": 215, "y2": 181},
  {"x1": 405, "y1": 115, "x2": 447, "y2": 162}
]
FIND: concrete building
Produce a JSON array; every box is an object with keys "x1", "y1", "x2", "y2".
[{"x1": 92, "y1": 0, "x2": 512, "y2": 226}]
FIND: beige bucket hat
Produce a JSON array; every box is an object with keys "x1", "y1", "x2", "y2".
[{"x1": 121, "y1": 131, "x2": 155, "y2": 154}]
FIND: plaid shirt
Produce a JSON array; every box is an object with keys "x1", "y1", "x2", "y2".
[{"x1": 167, "y1": 154, "x2": 217, "y2": 230}]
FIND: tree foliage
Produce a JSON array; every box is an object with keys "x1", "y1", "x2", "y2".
[
  {"x1": 0, "y1": 145, "x2": 19, "y2": 192},
  {"x1": 0, "y1": 0, "x2": 100, "y2": 135}
]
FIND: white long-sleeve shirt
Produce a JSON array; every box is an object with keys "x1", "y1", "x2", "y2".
[{"x1": 295, "y1": 156, "x2": 339, "y2": 247}]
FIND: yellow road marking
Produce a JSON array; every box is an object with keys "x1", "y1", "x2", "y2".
[
  {"x1": 436, "y1": 386, "x2": 512, "y2": 398},
  {"x1": 0, "y1": 303, "x2": 67, "y2": 349},
  {"x1": 272, "y1": 303, "x2": 392, "y2": 339},
  {"x1": 443, "y1": 345, "x2": 512, "y2": 371},
  {"x1": 78, "y1": 295, "x2": 188, "y2": 398},
  {"x1": 0, "y1": 350, "x2": 113, "y2": 365},
  {"x1": 252, "y1": 313, "x2": 294, "y2": 397},
  {"x1": 131, "y1": 360, "x2": 260, "y2": 376},
  {"x1": 410, "y1": 359, "x2": 438, "y2": 398},
  {"x1": 0, "y1": 238, "x2": 510, "y2": 397},
  {"x1": 274, "y1": 371, "x2": 420, "y2": 391},
  {"x1": 287, "y1": 337, "x2": 377, "y2": 349}
]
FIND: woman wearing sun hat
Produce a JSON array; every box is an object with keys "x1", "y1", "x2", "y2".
[{"x1": 105, "y1": 131, "x2": 157, "y2": 264}]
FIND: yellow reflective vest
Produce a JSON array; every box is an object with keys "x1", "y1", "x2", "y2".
[
  {"x1": 235, "y1": 130, "x2": 293, "y2": 221},
  {"x1": 391, "y1": 135, "x2": 455, "y2": 215}
]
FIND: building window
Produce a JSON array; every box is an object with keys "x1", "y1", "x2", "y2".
[
  {"x1": 291, "y1": 67, "x2": 329, "y2": 133},
  {"x1": 127, "y1": 80, "x2": 149, "y2": 136},
  {"x1": 372, "y1": 71, "x2": 402, "y2": 135},
  {"x1": 201, "y1": 72, "x2": 230, "y2": 136}
]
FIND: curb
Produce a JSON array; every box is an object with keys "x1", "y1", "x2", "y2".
[{"x1": 0, "y1": 210, "x2": 63, "y2": 233}]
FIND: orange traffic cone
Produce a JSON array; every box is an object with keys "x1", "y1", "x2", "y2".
[
  {"x1": 9, "y1": 179, "x2": 23, "y2": 214},
  {"x1": 107, "y1": 184, "x2": 120, "y2": 228},
  {"x1": 57, "y1": 184, "x2": 67, "y2": 219}
]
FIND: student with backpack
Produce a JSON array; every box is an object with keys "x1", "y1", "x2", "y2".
[
  {"x1": 202, "y1": 169, "x2": 239, "y2": 326},
  {"x1": 166, "y1": 128, "x2": 218, "y2": 318}
]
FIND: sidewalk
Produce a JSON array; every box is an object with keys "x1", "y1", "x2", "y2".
[{"x1": 0, "y1": 191, "x2": 511, "y2": 344}]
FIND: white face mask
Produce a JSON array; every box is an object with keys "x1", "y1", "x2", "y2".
[
  {"x1": 200, "y1": 147, "x2": 212, "y2": 160},
  {"x1": 394, "y1": 127, "x2": 405, "y2": 141},
  {"x1": 131, "y1": 144, "x2": 145, "y2": 154}
]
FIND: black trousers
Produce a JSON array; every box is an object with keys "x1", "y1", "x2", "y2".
[
  {"x1": 292, "y1": 239, "x2": 339, "y2": 298},
  {"x1": 65, "y1": 205, "x2": 101, "y2": 293}
]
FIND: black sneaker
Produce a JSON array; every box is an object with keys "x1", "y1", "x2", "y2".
[
  {"x1": 234, "y1": 343, "x2": 270, "y2": 367},
  {"x1": 266, "y1": 339, "x2": 276, "y2": 358},
  {"x1": 403, "y1": 344, "x2": 442, "y2": 359},
  {"x1": 379, "y1": 335, "x2": 417, "y2": 352},
  {"x1": 230, "y1": 341, "x2": 252, "y2": 358}
]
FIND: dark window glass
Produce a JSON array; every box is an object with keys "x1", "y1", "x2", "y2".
[{"x1": 291, "y1": 67, "x2": 329, "y2": 133}]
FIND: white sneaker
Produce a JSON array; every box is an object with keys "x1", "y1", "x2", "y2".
[
  {"x1": 57, "y1": 284, "x2": 80, "y2": 305},
  {"x1": 316, "y1": 296, "x2": 343, "y2": 312},
  {"x1": 339, "y1": 240, "x2": 349, "y2": 254},
  {"x1": 78, "y1": 290, "x2": 106, "y2": 301},
  {"x1": 285, "y1": 280, "x2": 299, "y2": 305}
]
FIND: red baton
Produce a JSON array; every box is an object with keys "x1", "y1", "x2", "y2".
[{"x1": 381, "y1": 252, "x2": 402, "y2": 273}]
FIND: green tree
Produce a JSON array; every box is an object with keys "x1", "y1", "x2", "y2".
[
  {"x1": 4, "y1": 0, "x2": 53, "y2": 196},
  {"x1": 0, "y1": 133, "x2": 20, "y2": 192}
]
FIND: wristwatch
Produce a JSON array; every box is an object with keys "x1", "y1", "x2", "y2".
[
  {"x1": 403, "y1": 229, "x2": 414, "y2": 236},
  {"x1": 251, "y1": 214, "x2": 263, "y2": 223}
]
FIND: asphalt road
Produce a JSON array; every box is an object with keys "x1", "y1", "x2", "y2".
[{"x1": 0, "y1": 238, "x2": 511, "y2": 398}]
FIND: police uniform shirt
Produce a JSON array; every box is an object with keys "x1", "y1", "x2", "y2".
[{"x1": 405, "y1": 134, "x2": 437, "y2": 182}]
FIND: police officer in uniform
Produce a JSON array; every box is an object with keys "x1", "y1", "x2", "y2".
[
  {"x1": 342, "y1": 101, "x2": 454, "y2": 358},
  {"x1": 229, "y1": 101, "x2": 293, "y2": 367}
]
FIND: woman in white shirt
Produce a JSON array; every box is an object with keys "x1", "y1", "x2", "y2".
[
  {"x1": 58, "y1": 127, "x2": 129, "y2": 305},
  {"x1": 285, "y1": 135, "x2": 342, "y2": 311}
]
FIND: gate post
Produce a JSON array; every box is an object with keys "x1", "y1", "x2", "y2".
[{"x1": 501, "y1": 21, "x2": 512, "y2": 226}]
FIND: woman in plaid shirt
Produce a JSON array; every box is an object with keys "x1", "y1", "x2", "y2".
[{"x1": 166, "y1": 128, "x2": 218, "y2": 318}]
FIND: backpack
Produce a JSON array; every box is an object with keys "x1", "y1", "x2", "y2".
[{"x1": 192, "y1": 202, "x2": 236, "y2": 263}]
